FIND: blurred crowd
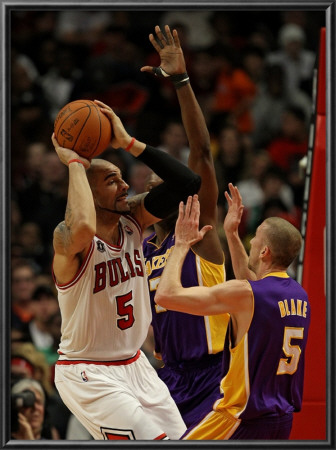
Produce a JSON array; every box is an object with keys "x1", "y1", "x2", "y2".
[{"x1": 10, "y1": 9, "x2": 324, "y2": 440}]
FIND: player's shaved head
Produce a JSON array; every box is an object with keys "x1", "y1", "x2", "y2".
[
  {"x1": 263, "y1": 217, "x2": 302, "y2": 268},
  {"x1": 86, "y1": 159, "x2": 120, "y2": 190}
]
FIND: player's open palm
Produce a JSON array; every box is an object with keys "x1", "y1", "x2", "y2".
[
  {"x1": 223, "y1": 183, "x2": 244, "y2": 234},
  {"x1": 141, "y1": 25, "x2": 186, "y2": 76},
  {"x1": 175, "y1": 195, "x2": 212, "y2": 248}
]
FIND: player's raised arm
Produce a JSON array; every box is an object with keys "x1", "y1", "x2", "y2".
[
  {"x1": 141, "y1": 25, "x2": 222, "y2": 264},
  {"x1": 51, "y1": 134, "x2": 95, "y2": 285},
  {"x1": 173, "y1": 37, "x2": 222, "y2": 264},
  {"x1": 224, "y1": 183, "x2": 257, "y2": 280}
]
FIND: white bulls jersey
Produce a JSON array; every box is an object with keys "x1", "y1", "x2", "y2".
[{"x1": 54, "y1": 215, "x2": 151, "y2": 361}]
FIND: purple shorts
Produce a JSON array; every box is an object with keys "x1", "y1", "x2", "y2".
[
  {"x1": 230, "y1": 413, "x2": 293, "y2": 440},
  {"x1": 158, "y1": 352, "x2": 224, "y2": 428}
]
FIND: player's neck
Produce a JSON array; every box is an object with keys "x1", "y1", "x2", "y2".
[
  {"x1": 153, "y1": 221, "x2": 173, "y2": 245},
  {"x1": 257, "y1": 265, "x2": 288, "y2": 279},
  {"x1": 96, "y1": 220, "x2": 121, "y2": 246},
  {"x1": 153, "y1": 211, "x2": 178, "y2": 245}
]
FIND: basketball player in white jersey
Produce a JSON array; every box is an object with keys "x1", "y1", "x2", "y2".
[{"x1": 51, "y1": 27, "x2": 201, "y2": 441}]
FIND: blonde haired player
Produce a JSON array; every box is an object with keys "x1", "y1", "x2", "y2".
[{"x1": 156, "y1": 192, "x2": 310, "y2": 440}]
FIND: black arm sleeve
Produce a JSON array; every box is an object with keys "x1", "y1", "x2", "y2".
[{"x1": 136, "y1": 145, "x2": 201, "y2": 219}]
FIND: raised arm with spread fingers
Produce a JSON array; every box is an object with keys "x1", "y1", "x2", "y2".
[
  {"x1": 141, "y1": 25, "x2": 223, "y2": 264},
  {"x1": 224, "y1": 183, "x2": 257, "y2": 280}
]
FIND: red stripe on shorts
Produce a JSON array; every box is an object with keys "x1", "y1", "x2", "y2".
[
  {"x1": 56, "y1": 350, "x2": 141, "y2": 366},
  {"x1": 154, "y1": 433, "x2": 168, "y2": 440}
]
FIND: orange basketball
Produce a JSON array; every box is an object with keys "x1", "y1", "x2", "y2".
[{"x1": 54, "y1": 100, "x2": 112, "y2": 159}]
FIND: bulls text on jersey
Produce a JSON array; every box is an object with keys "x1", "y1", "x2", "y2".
[{"x1": 93, "y1": 249, "x2": 144, "y2": 293}]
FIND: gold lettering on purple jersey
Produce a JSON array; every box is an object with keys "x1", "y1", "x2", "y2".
[
  {"x1": 291, "y1": 299, "x2": 297, "y2": 315},
  {"x1": 297, "y1": 299, "x2": 302, "y2": 316},
  {"x1": 284, "y1": 299, "x2": 290, "y2": 316},
  {"x1": 278, "y1": 298, "x2": 308, "y2": 318},
  {"x1": 302, "y1": 301, "x2": 307, "y2": 318},
  {"x1": 145, "y1": 247, "x2": 174, "y2": 275},
  {"x1": 278, "y1": 301, "x2": 286, "y2": 318}
]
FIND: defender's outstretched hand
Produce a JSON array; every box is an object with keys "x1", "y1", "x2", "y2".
[
  {"x1": 223, "y1": 183, "x2": 244, "y2": 235},
  {"x1": 141, "y1": 25, "x2": 186, "y2": 76},
  {"x1": 175, "y1": 195, "x2": 212, "y2": 249}
]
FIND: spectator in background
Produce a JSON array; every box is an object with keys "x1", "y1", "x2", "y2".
[
  {"x1": 127, "y1": 162, "x2": 153, "y2": 197},
  {"x1": 11, "y1": 341, "x2": 70, "y2": 439},
  {"x1": 209, "y1": 43, "x2": 257, "y2": 135},
  {"x1": 260, "y1": 167, "x2": 295, "y2": 213},
  {"x1": 209, "y1": 12, "x2": 235, "y2": 48},
  {"x1": 159, "y1": 11, "x2": 216, "y2": 50},
  {"x1": 280, "y1": 10, "x2": 321, "y2": 52},
  {"x1": 247, "y1": 23, "x2": 276, "y2": 54},
  {"x1": 11, "y1": 44, "x2": 40, "y2": 85},
  {"x1": 242, "y1": 45, "x2": 267, "y2": 92},
  {"x1": 266, "y1": 23, "x2": 316, "y2": 96},
  {"x1": 70, "y1": 24, "x2": 149, "y2": 134},
  {"x1": 35, "y1": 273, "x2": 55, "y2": 289},
  {"x1": 40, "y1": 43, "x2": 83, "y2": 121},
  {"x1": 16, "y1": 151, "x2": 68, "y2": 255},
  {"x1": 266, "y1": 105, "x2": 309, "y2": 172},
  {"x1": 17, "y1": 222, "x2": 50, "y2": 272},
  {"x1": 158, "y1": 120, "x2": 190, "y2": 165},
  {"x1": 11, "y1": 354, "x2": 35, "y2": 385},
  {"x1": 32, "y1": 36, "x2": 58, "y2": 77},
  {"x1": 13, "y1": 142, "x2": 48, "y2": 192},
  {"x1": 11, "y1": 259, "x2": 38, "y2": 336},
  {"x1": 54, "y1": 10, "x2": 112, "y2": 46},
  {"x1": 11, "y1": 342, "x2": 54, "y2": 396},
  {"x1": 242, "y1": 166, "x2": 297, "y2": 238},
  {"x1": 251, "y1": 64, "x2": 311, "y2": 149},
  {"x1": 188, "y1": 48, "x2": 218, "y2": 123},
  {"x1": 27, "y1": 285, "x2": 60, "y2": 366},
  {"x1": 11, "y1": 55, "x2": 52, "y2": 163},
  {"x1": 213, "y1": 124, "x2": 248, "y2": 221},
  {"x1": 11, "y1": 378, "x2": 58, "y2": 440},
  {"x1": 236, "y1": 150, "x2": 272, "y2": 210}
]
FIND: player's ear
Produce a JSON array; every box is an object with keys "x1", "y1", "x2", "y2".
[{"x1": 260, "y1": 246, "x2": 269, "y2": 257}]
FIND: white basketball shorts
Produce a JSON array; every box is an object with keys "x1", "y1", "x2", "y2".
[{"x1": 54, "y1": 350, "x2": 186, "y2": 440}]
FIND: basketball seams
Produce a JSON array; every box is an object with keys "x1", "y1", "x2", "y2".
[
  {"x1": 72, "y1": 105, "x2": 94, "y2": 155},
  {"x1": 90, "y1": 102, "x2": 103, "y2": 158},
  {"x1": 54, "y1": 99, "x2": 111, "y2": 158},
  {"x1": 55, "y1": 103, "x2": 91, "y2": 151}
]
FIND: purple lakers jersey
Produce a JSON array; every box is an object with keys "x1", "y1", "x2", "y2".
[
  {"x1": 218, "y1": 273, "x2": 310, "y2": 420},
  {"x1": 143, "y1": 230, "x2": 228, "y2": 365}
]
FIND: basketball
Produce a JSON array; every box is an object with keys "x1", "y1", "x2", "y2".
[{"x1": 54, "y1": 100, "x2": 112, "y2": 159}]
